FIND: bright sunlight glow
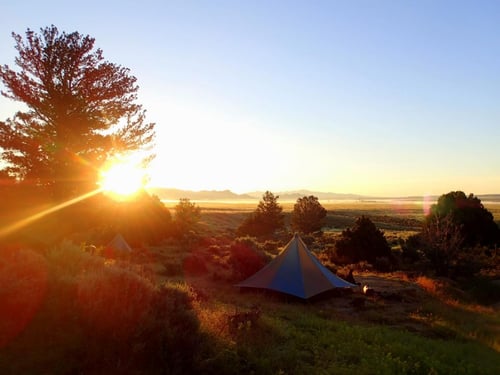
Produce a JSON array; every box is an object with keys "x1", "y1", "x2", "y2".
[{"x1": 99, "y1": 156, "x2": 146, "y2": 200}]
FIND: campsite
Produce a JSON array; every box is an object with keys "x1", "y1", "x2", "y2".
[
  {"x1": 1, "y1": 196, "x2": 499, "y2": 374},
  {"x1": 1, "y1": 5, "x2": 500, "y2": 374}
]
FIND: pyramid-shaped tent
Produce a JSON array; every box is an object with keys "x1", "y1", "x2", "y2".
[
  {"x1": 106, "y1": 233, "x2": 132, "y2": 253},
  {"x1": 236, "y1": 234, "x2": 355, "y2": 299}
]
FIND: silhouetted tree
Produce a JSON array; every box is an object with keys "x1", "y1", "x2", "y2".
[
  {"x1": 0, "y1": 26, "x2": 155, "y2": 200},
  {"x1": 99, "y1": 192, "x2": 172, "y2": 246},
  {"x1": 425, "y1": 191, "x2": 500, "y2": 247},
  {"x1": 414, "y1": 191, "x2": 500, "y2": 277},
  {"x1": 237, "y1": 191, "x2": 284, "y2": 237},
  {"x1": 291, "y1": 195, "x2": 327, "y2": 234},
  {"x1": 173, "y1": 198, "x2": 201, "y2": 238},
  {"x1": 334, "y1": 216, "x2": 392, "y2": 264}
]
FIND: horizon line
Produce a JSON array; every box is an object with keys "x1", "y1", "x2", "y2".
[{"x1": 146, "y1": 186, "x2": 500, "y2": 199}]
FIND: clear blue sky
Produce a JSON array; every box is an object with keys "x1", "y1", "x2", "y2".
[{"x1": 1, "y1": 0, "x2": 499, "y2": 196}]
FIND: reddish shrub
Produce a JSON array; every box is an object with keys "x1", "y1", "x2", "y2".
[
  {"x1": 228, "y1": 241, "x2": 267, "y2": 281},
  {"x1": 0, "y1": 248, "x2": 48, "y2": 348},
  {"x1": 76, "y1": 263, "x2": 155, "y2": 339},
  {"x1": 183, "y1": 253, "x2": 208, "y2": 276}
]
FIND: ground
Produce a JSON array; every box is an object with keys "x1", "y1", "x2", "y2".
[{"x1": 1, "y1": 199, "x2": 499, "y2": 374}]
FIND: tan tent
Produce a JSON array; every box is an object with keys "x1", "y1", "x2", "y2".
[{"x1": 236, "y1": 234, "x2": 355, "y2": 299}]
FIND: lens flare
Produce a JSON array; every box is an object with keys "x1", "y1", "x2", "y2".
[
  {"x1": 423, "y1": 194, "x2": 433, "y2": 216},
  {"x1": 99, "y1": 156, "x2": 147, "y2": 200}
]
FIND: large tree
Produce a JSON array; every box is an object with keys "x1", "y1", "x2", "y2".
[
  {"x1": 0, "y1": 26, "x2": 155, "y2": 199},
  {"x1": 238, "y1": 191, "x2": 285, "y2": 237},
  {"x1": 291, "y1": 195, "x2": 327, "y2": 234},
  {"x1": 173, "y1": 198, "x2": 201, "y2": 237},
  {"x1": 415, "y1": 191, "x2": 500, "y2": 276},
  {"x1": 425, "y1": 191, "x2": 499, "y2": 247}
]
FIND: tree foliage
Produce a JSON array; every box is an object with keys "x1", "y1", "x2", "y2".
[
  {"x1": 173, "y1": 198, "x2": 201, "y2": 238},
  {"x1": 414, "y1": 191, "x2": 500, "y2": 277},
  {"x1": 0, "y1": 26, "x2": 155, "y2": 199},
  {"x1": 291, "y1": 195, "x2": 327, "y2": 234},
  {"x1": 425, "y1": 191, "x2": 499, "y2": 247},
  {"x1": 99, "y1": 192, "x2": 172, "y2": 246},
  {"x1": 237, "y1": 191, "x2": 284, "y2": 237},
  {"x1": 334, "y1": 216, "x2": 392, "y2": 264}
]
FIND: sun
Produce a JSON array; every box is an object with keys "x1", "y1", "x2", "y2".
[{"x1": 99, "y1": 156, "x2": 147, "y2": 200}]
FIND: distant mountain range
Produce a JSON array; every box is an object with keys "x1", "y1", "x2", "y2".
[
  {"x1": 147, "y1": 187, "x2": 500, "y2": 202},
  {"x1": 147, "y1": 187, "x2": 254, "y2": 201},
  {"x1": 245, "y1": 190, "x2": 364, "y2": 201}
]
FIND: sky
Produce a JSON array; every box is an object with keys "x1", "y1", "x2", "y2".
[{"x1": 0, "y1": 0, "x2": 499, "y2": 197}]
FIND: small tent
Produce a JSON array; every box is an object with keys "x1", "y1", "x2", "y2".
[
  {"x1": 235, "y1": 234, "x2": 355, "y2": 299},
  {"x1": 106, "y1": 233, "x2": 132, "y2": 254}
]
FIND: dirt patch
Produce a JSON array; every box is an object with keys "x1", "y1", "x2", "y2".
[{"x1": 313, "y1": 273, "x2": 430, "y2": 333}]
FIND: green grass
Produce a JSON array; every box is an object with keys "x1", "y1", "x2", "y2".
[{"x1": 192, "y1": 288, "x2": 500, "y2": 375}]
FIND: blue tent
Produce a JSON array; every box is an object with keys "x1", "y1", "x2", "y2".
[
  {"x1": 106, "y1": 233, "x2": 132, "y2": 255},
  {"x1": 235, "y1": 234, "x2": 355, "y2": 299}
]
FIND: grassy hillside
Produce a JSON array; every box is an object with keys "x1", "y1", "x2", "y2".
[
  {"x1": 1, "y1": 201, "x2": 499, "y2": 374},
  {"x1": 1, "y1": 247, "x2": 499, "y2": 374}
]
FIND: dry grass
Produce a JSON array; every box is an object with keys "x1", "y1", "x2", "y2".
[{"x1": 416, "y1": 275, "x2": 441, "y2": 294}]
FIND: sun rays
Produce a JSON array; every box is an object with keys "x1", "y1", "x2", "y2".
[{"x1": 98, "y1": 155, "x2": 148, "y2": 200}]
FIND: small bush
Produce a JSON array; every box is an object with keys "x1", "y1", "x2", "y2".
[
  {"x1": 333, "y1": 216, "x2": 393, "y2": 265},
  {"x1": 228, "y1": 238, "x2": 268, "y2": 281},
  {"x1": 136, "y1": 283, "x2": 202, "y2": 373},
  {"x1": 46, "y1": 240, "x2": 103, "y2": 275},
  {"x1": 76, "y1": 263, "x2": 155, "y2": 339},
  {"x1": 400, "y1": 235, "x2": 422, "y2": 263},
  {"x1": 183, "y1": 253, "x2": 209, "y2": 275}
]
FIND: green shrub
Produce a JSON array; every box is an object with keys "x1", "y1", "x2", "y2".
[{"x1": 334, "y1": 216, "x2": 393, "y2": 265}]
